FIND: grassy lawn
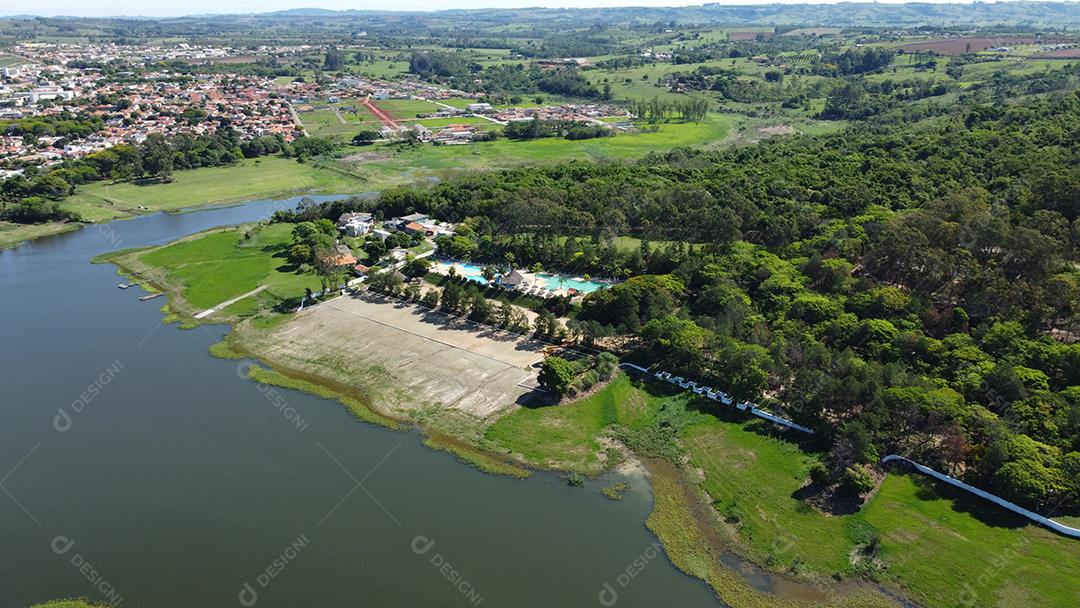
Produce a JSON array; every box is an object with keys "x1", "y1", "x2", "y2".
[
  {"x1": 864, "y1": 474, "x2": 1080, "y2": 607},
  {"x1": 0, "y1": 220, "x2": 81, "y2": 249},
  {"x1": 63, "y1": 157, "x2": 366, "y2": 218},
  {"x1": 486, "y1": 376, "x2": 1080, "y2": 606},
  {"x1": 483, "y1": 374, "x2": 641, "y2": 473},
  {"x1": 106, "y1": 223, "x2": 322, "y2": 317}
]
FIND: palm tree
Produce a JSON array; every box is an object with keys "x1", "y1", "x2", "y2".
[{"x1": 481, "y1": 264, "x2": 498, "y2": 284}]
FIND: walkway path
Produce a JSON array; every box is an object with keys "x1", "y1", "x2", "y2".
[{"x1": 194, "y1": 285, "x2": 268, "y2": 319}]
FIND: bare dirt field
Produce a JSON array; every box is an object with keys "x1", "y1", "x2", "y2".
[
  {"x1": 728, "y1": 30, "x2": 772, "y2": 41},
  {"x1": 899, "y1": 37, "x2": 1036, "y2": 55},
  {"x1": 1038, "y1": 47, "x2": 1080, "y2": 58},
  {"x1": 239, "y1": 292, "x2": 548, "y2": 420}
]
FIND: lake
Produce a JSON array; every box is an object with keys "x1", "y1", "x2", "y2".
[{"x1": 0, "y1": 198, "x2": 721, "y2": 608}]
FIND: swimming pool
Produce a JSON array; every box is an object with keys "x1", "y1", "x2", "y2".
[
  {"x1": 534, "y1": 272, "x2": 606, "y2": 294},
  {"x1": 442, "y1": 262, "x2": 608, "y2": 294}
]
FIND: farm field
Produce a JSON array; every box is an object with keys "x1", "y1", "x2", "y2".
[{"x1": 898, "y1": 37, "x2": 1038, "y2": 54}]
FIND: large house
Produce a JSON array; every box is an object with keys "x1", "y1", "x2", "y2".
[{"x1": 338, "y1": 212, "x2": 374, "y2": 237}]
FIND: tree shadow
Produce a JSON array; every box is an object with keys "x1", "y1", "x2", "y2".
[
  {"x1": 517, "y1": 390, "x2": 557, "y2": 409},
  {"x1": 902, "y1": 470, "x2": 1031, "y2": 531}
]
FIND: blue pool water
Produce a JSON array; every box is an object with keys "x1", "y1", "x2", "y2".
[
  {"x1": 445, "y1": 262, "x2": 608, "y2": 293},
  {"x1": 534, "y1": 272, "x2": 606, "y2": 293}
]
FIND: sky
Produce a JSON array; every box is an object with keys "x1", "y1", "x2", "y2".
[{"x1": 0, "y1": 0, "x2": 1007, "y2": 19}]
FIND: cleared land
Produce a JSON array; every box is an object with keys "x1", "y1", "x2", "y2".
[
  {"x1": 238, "y1": 291, "x2": 547, "y2": 420},
  {"x1": 899, "y1": 37, "x2": 1037, "y2": 54}
]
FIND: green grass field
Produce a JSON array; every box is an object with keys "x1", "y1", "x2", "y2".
[
  {"x1": 351, "y1": 112, "x2": 735, "y2": 183},
  {"x1": 484, "y1": 374, "x2": 639, "y2": 473},
  {"x1": 0, "y1": 220, "x2": 81, "y2": 249},
  {"x1": 112, "y1": 223, "x2": 322, "y2": 317},
  {"x1": 63, "y1": 157, "x2": 366, "y2": 219},
  {"x1": 486, "y1": 376, "x2": 1080, "y2": 607}
]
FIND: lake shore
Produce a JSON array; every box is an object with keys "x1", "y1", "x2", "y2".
[{"x1": 2, "y1": 157, "x2": 368, "y2": 250}]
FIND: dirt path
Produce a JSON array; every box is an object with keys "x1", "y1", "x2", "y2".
[
  {"x1": 288, "y1": 104, "x2": 309, "y2": 136},
  {"x1": 362, "y1": 96, "x2": 400, "y2": 129}
]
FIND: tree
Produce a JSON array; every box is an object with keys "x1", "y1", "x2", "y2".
[
  {"x1": 420, "y1": 289, "x2": 440, "y2": 309},
  {"x1": 840, "y1": 464, "x2": 875, "y2": 496},
  {"x1": 403, "y1": 256, "x2": 432, "y2": 278},
  {"x1": 288, "y1": 243, "x2": 312, "y2": 265},
  {"x1": 139, "y1": 133, "x2": 174, "y2": 182},
  {"x1": 352, "y1": 130, "x2": 380, "y2": 145},
  {"x1": 367, "y1": 270, "x2": 404, "y2": 295},
  {"x1": 324, "y1": 47, "x2": 346, "y2": 71},
  {"x1": 538, "y1": 356, "x2": 575, "y2": 396}
]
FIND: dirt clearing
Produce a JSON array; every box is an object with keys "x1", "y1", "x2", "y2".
[{"x1": 239, "y1": 292, "x2": 547, "y2": 420}]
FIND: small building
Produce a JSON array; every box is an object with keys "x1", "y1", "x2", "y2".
[
  {"x1": 466, "y1": 102, "x2": 493, "y2": 113},
  {"x1": 396, "y1": 212, "x2": 430, "y2": 226},
  {"x1": 404, "y1": 221, "x2": 436, "y2": 237},
  {"x1": 329, "y1": 244, "x2": 357, "y2": 267},
  {"x1": 501, "y1": 269, "x2": 526, "y2": 287}
]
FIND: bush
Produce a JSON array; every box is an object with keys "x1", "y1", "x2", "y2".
[
  {"x1": 578, "y1": 369, "x2": 600, "y2": 391},
  {"x1": 808, "y1": 461, "x2": 830, "y2": 485},
  {"x1": 840, "y1": 464, "x2": 875, "y2": 496},
  {"x1": 538, "y1": 356, "x2": 576, "y2": 395},
  {"x1": 596, "y1": 352, "x2": 618, "y2": 379}
]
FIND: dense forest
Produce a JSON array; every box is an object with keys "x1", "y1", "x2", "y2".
[{"x1": 301, "y1": 90, "x2": 1080, "y2": 513}]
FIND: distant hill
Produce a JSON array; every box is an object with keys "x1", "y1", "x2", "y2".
[{"x1": 246, "y1": 2, "x2": 1080, "y2": 28}]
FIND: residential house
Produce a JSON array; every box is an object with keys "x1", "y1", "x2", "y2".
[{"x1": 337, "y1": 211, "x2": 374, "y2": 237}]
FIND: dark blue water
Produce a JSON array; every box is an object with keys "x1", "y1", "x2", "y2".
[{"x1": 0, "y1": 198, "x2": 720, "y2": 608}]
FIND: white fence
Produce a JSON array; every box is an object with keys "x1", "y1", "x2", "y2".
[
  {"x1": 619, "y1": 363, "x2": 814, "y2": 435},
  {"x1": 880, "y1": 455, "x2": 1080, "y2": 539}
]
